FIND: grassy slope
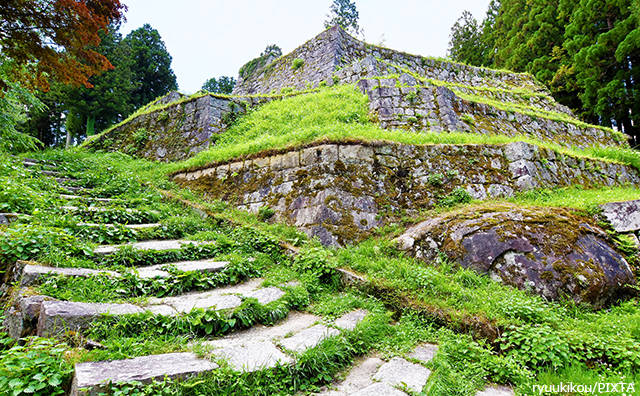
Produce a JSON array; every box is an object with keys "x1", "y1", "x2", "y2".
[{"x1": 161, "y1": 84, "x2": 640, "y2": 176}]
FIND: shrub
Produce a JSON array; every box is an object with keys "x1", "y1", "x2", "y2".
[{"x1": 292, "y1": 58, "x2": 304, "y2": 70}]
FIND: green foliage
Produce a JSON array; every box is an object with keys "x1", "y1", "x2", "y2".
[
  {"x1": 0, "y1": 224, "x2": 82, "y2": 263},
  {"x1": 427, "y1": 173, "x2": 445, "y2": 186},
  {"x1": 123, "y1": 24, "x2": 178, "y2": 110},
  {"x1": 438, "y1": 187, "x2": 473, "y2": 208},
  {"x1": 239, "y1": 44, "x2": 282, "y2": 79},
  {"x1": 291, "y1": 58, "x2": 304, "y2": 70},
  {"x1": 0, "y1": 55, "x2": 44, "y2": 153},
  {"x1": 293, "y1": 243, "x2": 337, "y2": 281},
  {"x1": 324, "y1": 0, "x2": 362, "y2": 36},
  {"x1": 201, "y1": 76, "x2": 236, "y2": 95},
  {"x1": 257, "y1": 206, "x2": 275, "y2": 221},
  {"x1": 0, "y1": 334, "x2": 73, "y2": 396}
]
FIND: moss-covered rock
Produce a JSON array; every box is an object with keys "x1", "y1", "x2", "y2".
[{"x1": 396, "y1": 203, "x2": 637, "y2": 306}]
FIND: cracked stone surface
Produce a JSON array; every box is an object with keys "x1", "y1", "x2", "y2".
[
  {"x1": 212, "y1": 341, "x2": 291, "y2": 372},
  {"x1": 372, "y1": 357, "x2": 431, "y2": 393},
  {"x1": 280, "y1": 324, "x2": 340, "y2": 352},
  {"x1": 71, "y1": 353, "x2": 218, "y2": 396},
  {"x1": 599, "y1": 200, "x2": 640, "y2": 232}
]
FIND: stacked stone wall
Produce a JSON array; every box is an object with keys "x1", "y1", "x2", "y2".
[
  {"x1": 172, "y1": 141, "x2": 640, "y2": 246},
  {"x1": 84, "y1": 94, "x2": 276, "y2": 162}
]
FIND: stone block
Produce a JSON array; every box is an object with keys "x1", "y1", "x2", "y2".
[
  {"x1": 252, "y1": 156, "x2": 270, "y2": 169},
  {"x1": 71, "y1": 353, "x2": 218, "y2": 396},
  {"x1": 339, "y1": 145, "x2": 374, "y2": 164},
  {"x1": 213, "y1": 341, "x2": 291, "y2": 372},
  {"x1": 300, "y1": 145, "x2": 338, "y2": 166},
  {"x1": 246, "y1": 287, "x2": 285, "y2": 305},
  {"x1": 229, "y1": 161, "x2": 244, "y2": 174},
  {"x1": 599, "y1": 200, "x2": 640, "y2": 232},
  {"x1": 21, "y1": 265, "x2": 118, "y2": 286},
  {"x1": 372, "y1": 357, "x2": 430, "y2": 393},
  {"x1": 407, "y1": 344, "x2": 439, "y2": 363},
  {"x1": 281, "y1": 151, "x2": 299, "y2": 169},
  {"x1": 280, "y1": 324, "x2": 340, "y2": 352},
  {"x1": 334, "y1": 309, "x2": 367, "y2": 331},
  {"x1": 504, "y1": 141, "x2": 537, "y2": 162},
  {"x1": 37, "y1": 300, "x2": 145, "y2": 337}
]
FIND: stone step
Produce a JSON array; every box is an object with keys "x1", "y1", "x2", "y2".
[
  {"x1": 62, "y1": 186, "x2": 89, "y2": 193},
  {"x1": 36, "y1": 279, "x2": 284, "y2": 337},
  {"x1": 70, "y1": 353, "x2": 218, "y2": 396},
  {"x1": 56, "y1": 177, "x2": 81, "y2": 184},
  {"x1": 71, "y1": 310, "x2": 366, "y2": 396},
  {"x1": 93, "y1": 239, "x2": 205, "y2": 255},
  {"x1": 19, "y1": 258, "x2": 229, "y2": 286},
  {"x1": 60, "y1": 194, "x2": 115, "y2": 203},
  {"x1": 317, "y1": 343, "x2": 437, "y2": 396},
  {"x1": 23, "y1": 160, "x2": 56, "y2": 169},
  {"x1": 76, "y1": 222, "x2": 161, "y2": 230}
]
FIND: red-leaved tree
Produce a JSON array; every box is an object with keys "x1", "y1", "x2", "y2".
[{"x1": 0, "y1": 0, "x2": 127, "y2": 91}]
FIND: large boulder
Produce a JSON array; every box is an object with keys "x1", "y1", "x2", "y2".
[{"x1": 396, "y1": 203, "x2": 636, "y2": 306}]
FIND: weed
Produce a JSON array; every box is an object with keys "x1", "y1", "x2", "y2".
[{"x1": 292, "y1": 58, "x2": 304, "y2": 70}]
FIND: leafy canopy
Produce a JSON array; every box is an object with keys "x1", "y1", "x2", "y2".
[
  {"x1": 324, "y1": 0, "x2": 363, "y2": 36},
  {"x1": 0, "y1": 0, "x2": 126, "y2": 91},
  {"x1": 201, "y1": 76, "x2": 236, "y2": 94}
]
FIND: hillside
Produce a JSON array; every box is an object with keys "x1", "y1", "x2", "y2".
[{"x1": 1, "y1": 26, "x2": 640, "y2": 396}]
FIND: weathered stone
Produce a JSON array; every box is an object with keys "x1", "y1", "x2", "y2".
[
  {"x1": 94, "y1": 240, "x2": 202, "y2": 255},
  {"x1": 21, "y1": 264, "x2": 118, "y2": 286},
  {"x1": 212, "y1": 341, "x2": 291, "y2": 372},
  {"x1": 351, "y1": 383, "x2": 408, "y2": 396},
  {"x1": 334, "y1": 309, "x2": 367, "y2": 331},
  {"x1": 37, "y1": 300, "x2": 145, "y2": 337},
  {"x1": 372, "y1": 357, "x2": 430, "y2": 393},
  {"x1": 599, "y1": 200, "x2": 640, "y2": 233},
  {"x1": 247, "y1": 287, "x2": 285, "y2": 305},
  {"x1": 476, "y1": 385, "x2": 515, "y2": 396},
  {"x1": 407, "y1": 344, "x2": 438, "y2": 363},
  {"x1": 396, "y1": 203, "x2": 636, "y2": 306},
  {"x1": 280, "y1": 324, "x2": 340, "y2": 352},
  {"x1": 135, "y1": 259, "x2": 228, "y2": 279},
  {"x1": 70, "y1": 353, "x2": 217, "y2": 396}
]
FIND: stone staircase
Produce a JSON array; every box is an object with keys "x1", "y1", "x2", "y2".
[{"x1": 2, "y1": 155, "x2": 516, "y2": 396}]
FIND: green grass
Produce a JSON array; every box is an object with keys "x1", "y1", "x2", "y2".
[
  {"x1": 161, "y1": 84, "x2": 639, "y2": 176},
  {"x1": 509, "y1": 186, "x2": 640, "y2": 212}
]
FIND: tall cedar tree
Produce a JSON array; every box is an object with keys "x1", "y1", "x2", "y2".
[
  {"x1": 447, "y1": 11, "x2": 486, "y2": 66},
  {"x1": 0, "y1": 0, "x2": 126, "y2": 91},
  {"x1": 123, "y1": 24, "x2": 178, "y2": 109}
]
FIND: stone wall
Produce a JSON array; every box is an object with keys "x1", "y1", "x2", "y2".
[
  {"x1": 233, "y1": 26, "x2": 542, "y2": 96},
  {"x1": 171, "y1": 141, "x2": 640, "y2": 246},
  {"x1": 84, "y1": 93, "x2": 277, "y2": 162}
]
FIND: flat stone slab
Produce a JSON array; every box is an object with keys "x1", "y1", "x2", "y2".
[
  {"x1": 56, "y1": 177, "x2": 80, "y2": 184},
  {"x1": 407, "y1": 344, "x2": 439, "y2": 363},
  {"x1": 600, "y1": 200, "x2": 640, "y2": 232},
  {"x1": 280, "y1": 324, "x2": 340, "y2": 352},
  {"x1": 212, "y1": 341, "x2": 291, "y2": 372},
  {"x1": 373, "y1": 357, "x2": 430, "y2": 393},
  {"x1": 246, "y1": 287, "x2": 286, "y2": 305},
  {"x1": 136, "y1": 259, "x2": 228, "y2": 279},
  {"x1": 77, "y1": 222, "x2": 161, "y2": 230},
  {"x1": 333, "y1": 357, "x2": 385, "y2": 394},
  {"x1": 334, "y1": 309, "x2": 367, "y2": 330},
  {"x1": 37, "y1": 300, "x2": 144, "y2": 337},
  {"x1": 351, "y1": 383, "x2": 407, "y2": 396},
  {"x1": 60, "y1": 194, "x2": 114, "y2": 203},
  {"x1": 149, "y1": 279, "x2": 273, "y2": 313},
  {"x1": 476, "y1": 386, "x2": 515, "y2": 396},
  {"x1": 21, "y1": 264, "x2": 118, "y2": 286},
  {"x1": 94, "y1": 240, "x2": 202, "y2": 255},
  {"x1": 71, "y1": 353, "x2": 218, "y2": 396}
]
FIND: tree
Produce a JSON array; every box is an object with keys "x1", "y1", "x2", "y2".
[
  {"x1": 123, "y1": 24, "x2": 178, "y2": 109},
  {"x1": 0, "y1": 0, "x2": 126, "y2": 91},
  {"x1": 261, "y1": 45, "x2": 282, "y2": 58},
  {"x1": 561, "y1": 0, "x2": 640, "y2": 143},
  {"x1": 0, "y1": 55, "x2": 43, "y2": 152},
  {"x1": 324, "y1": 0, "x2": 363, "y2": 36},
  {"x1": 202, "y1": 76, "x2": 236, "y2": 94},
  {"x1": 447, "y1": 11, "x2": 485, "y2": 66}
]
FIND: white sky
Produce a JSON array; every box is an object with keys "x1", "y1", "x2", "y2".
[{"x1": 120, "y1": 0, "x2": 491, "y2": 93}]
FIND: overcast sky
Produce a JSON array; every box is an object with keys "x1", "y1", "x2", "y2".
[{"x1": 120, "y1": 0, "x2": 491, "y2": 93}]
